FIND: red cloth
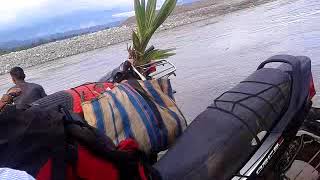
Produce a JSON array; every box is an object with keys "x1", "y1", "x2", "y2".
[
  {"x1": 37, "y1": 140, "x2": 148, "y2": 180},
  {"x1": 37, "y1": 145, "x2": 119, "y2": 180},
  {"x1": 309, "y1": 74, "x2": 316, "y2": 99},
  {"x1": 66, "y1": 145, "x2": 119, "y2": 180},
  {"x1": 66, "y1": 83, "x2": 114, "y2": 114},
  {"x1": 118, "y1": 139, "x2": 148, "y2": 180},
  {"x1": 36, "y1": 159, "x2": 52, "y2": 180},
  {"x1": 117, "y1": 139, "x2": 140, "y2": 152}
]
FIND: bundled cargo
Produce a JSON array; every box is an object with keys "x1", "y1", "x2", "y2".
[{"x1": 82, "y1": 79, "x2": 187, "y2": 154}]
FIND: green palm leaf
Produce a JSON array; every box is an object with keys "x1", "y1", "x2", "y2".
[
  {"x1": 146, "y1": 0, "x2": 157, "y2": 28},
  {"x1": 140, "y1": 48, "x2": 176, "y2": 66},
  {"x1": 132, "y1": 31, "x2": 141, "y2": 50},
  {"x1": 152, "y1": 0, "x2": 177, "y2": 32},
  {"x1": 130, "y1": 0, "x2": 177, "y2": 67},
  {"x1": 134, "y1": 0, "x2": 146, "y2": 38}
]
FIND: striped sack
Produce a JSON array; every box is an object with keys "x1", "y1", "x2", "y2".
[{"x1": 82, "y1": 78, "x2": 187, "y2": 153}]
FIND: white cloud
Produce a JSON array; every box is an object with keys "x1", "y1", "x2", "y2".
[
  {"x1": 0, "y1": 0, "x2": 186, "y2": 30},
  {"x1": 112, "y1": 11, "x2": 135, "y2": 18},
  {"x1": 0, "y1": 0, "x2": 134, "y2": 28},
  {"x1": 45, "y1": 0, "x2": 134, "y2": 12},
  {"x1": 0, "y1": 0, "x2": 49, "y2": 25},
  {"x1": 111, "y1": 0, "x2": 169, "y2": 18}
]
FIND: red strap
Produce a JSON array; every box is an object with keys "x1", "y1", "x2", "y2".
[
  {"x1": 36, "y1": 159, "x2": 52, "y2": 180},
  {"x1": 37, "y1": 145, "x2": 120, "y2": 180},
  {"x1": 138, "y1": 163, "x2": 148, "y2": 180}
]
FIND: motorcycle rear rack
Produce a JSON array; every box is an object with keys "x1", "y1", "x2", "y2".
[{"x1": 135, "y1": 59, "x2": 177, "y2": 79}]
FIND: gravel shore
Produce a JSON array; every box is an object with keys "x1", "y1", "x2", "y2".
[{"x1": 0, "y1": 0, "x2": 276, "y2": 75}]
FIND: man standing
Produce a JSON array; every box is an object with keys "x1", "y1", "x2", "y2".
[{"x1": 0, "y1": 67, "x2": 47, "y2": 110}]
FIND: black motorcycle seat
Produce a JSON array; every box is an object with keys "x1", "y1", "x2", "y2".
[{"x1": 155, "y1": 67, "x2": 292, "y2": 180}]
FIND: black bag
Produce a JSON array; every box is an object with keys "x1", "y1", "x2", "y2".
[{"x1": 0, "y1": 106, "x2": 161, "y2": 180}]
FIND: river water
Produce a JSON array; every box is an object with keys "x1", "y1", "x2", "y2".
[{"x1": 0, "y1": 0, "x2": 320, "y2": 121}]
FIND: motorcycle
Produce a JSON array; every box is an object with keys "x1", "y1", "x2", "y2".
[
  {"x1": 32, "y1": 54, "x2": 317, "y2": 179},
  {"x1": 154, "y1": 55, "x2": 317, "y2": 180}
]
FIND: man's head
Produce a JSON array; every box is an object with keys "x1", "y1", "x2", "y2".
[{"x1": 9, "y1": 67, "x2": 25, "y2": 84}]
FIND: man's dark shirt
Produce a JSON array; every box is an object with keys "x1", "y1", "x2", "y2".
[{"x1": 9, "y1": 82, "x2": 47, "y2": 108}]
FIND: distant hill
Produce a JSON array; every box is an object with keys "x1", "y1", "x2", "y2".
[
  {"x1": 0, "y1": 21, "x2": 121, "y2": 55},
  {"x1": 0, "y1": 49, "x2": 9, "y2": 56},
  {"x1": 122, "y1": 0, "x2": 205, "y2": 25}
]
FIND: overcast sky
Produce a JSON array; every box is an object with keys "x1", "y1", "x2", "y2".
[
  {"x1": 0, "y1": 0, "x2": 182, "y2": 29},
  {"x1": 0, "y1": 0, "x2": 139, "y2": 29},
  {"x1": 0, "y1": 0, "x2": 193, "y2": 43}
]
